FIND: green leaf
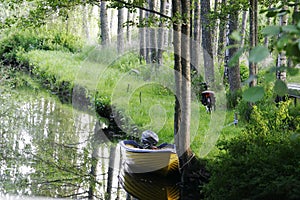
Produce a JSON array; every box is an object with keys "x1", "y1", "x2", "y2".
[
  {"x1": 266, "y1": 11, "x2": 277, "y2": 17},
  {"x1": 281, "y1": 25, "x2": 300, "y2": 34},
  {"x1": 230, "y1": 31, "x2": 241, "y2": 42},
  {"x1": 262, "y1": 26, "x2": 281, "y2": 36},
  {"x1": 249, "y1": 46, "x2": 270, "y2": 63},
  {"x1": 274, "y1": 79, "x2": 288, "y2": 96},
  {"x1": 242, "y1": 86, "x2": 265, "y2": 103},
  {"x1": 277, "y1": 35, "x2": 289, "y2": 50},
  {"x1": 228, "y1": 48, "x2": 244, "y2": 67}
]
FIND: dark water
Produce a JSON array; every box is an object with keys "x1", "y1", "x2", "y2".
[{"x1": 0, "y1": 90, "x2": 182, "y2": 200}]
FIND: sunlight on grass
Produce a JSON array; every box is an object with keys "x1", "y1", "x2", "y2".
[{"x1": 19, "y1": 47, "x2": 234, "y2": 157}]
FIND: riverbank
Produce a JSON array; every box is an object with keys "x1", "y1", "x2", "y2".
[{"x1": 15, "y1": 46, "x2": 229, "y2": 156}]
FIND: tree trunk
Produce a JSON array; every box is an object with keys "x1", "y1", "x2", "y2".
[
  {"x1": 249, "y1": 0, "x2": 258, "y2": 86},
  {"x1": 117, "y1": 7, "x2": 124, "y2": 53},
  {"x1": 157, "y1": 0, "x2": 166, "y2": 66},
  {"x1": 217, "y1": 0, "x2": 227, "y2": 63},
  {"x1": 228, "y1": 5, "x2": 241, "y2": 92},
  {"x1": 172, "y1": 0, "x2": 181, "y2": 140},
  {"x1": 191, "y1": 0, "x2": 201, "y2": 74},
  {"x1": 139, "y1": 9, "x2": 147, "y2": 62},
  {"x1": 82, "y1": 3, "x2": 90, "y2": 40},
  {"x1": 201, "y1": 0, "x2": 215, "y2": 86},
  {"x1": 276, "y1": 2, "x2": 288, "y2": 81},
  {"x1": 240, "y1": 11, "x2": 248, "y2": 48},
  {"x1": 126, "y1": 9, "x2": 131, "y2": 43},
  {"x1": 179, "y1": 0, "x2": 193, "y2": 173},
  {"x1": 148, "y1": 0, "x2": 157, "y2": 65},
  {"x1": 100, "y1": 0, "x2": 110, "y2": 45}
]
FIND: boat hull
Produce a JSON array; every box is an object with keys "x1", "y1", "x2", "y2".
[{"x1": 119, "y1": 140, "x2": 179, "y2": 176}]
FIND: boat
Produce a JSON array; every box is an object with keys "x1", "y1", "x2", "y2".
[
  {"x1": 119, "y1": 139, "x2": 179, "y2": 176},
  {"x1": 119, "y1": 172, "x2": 180, "y2": 200}
]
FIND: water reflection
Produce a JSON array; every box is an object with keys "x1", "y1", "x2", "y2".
[
  {"x1": 119, "y1": 172, "x2": 181, "y2": 200},
  {"x1": 0, "y1": 91, "x2": 126, "y2": 199}
]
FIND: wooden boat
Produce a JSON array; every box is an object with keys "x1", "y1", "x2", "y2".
[
  {"x1": 119, "y1": 172, "x2": 180, "y2": 200},
  {"x1": 119, "y1": 140, "x2": 179, "y2": 176}
]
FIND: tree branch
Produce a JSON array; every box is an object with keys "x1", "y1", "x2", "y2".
[{"x1": 110, "y1": 0, "x2": 172, "y2": 20}]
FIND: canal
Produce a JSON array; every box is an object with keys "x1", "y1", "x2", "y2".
[{"x1": 0, "y1": 88, "x2": 183, "y2": 199}]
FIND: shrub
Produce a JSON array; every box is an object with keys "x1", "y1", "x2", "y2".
[
  {"x1": 0, "y1": 27, "x2": 83, "y2": 65},
  {"x1": 204, "y1": 100, "x2": 300, "y2": 200}
]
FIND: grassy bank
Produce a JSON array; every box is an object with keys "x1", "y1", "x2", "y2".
[{"x1": 15, "y1": 46, "x2": 229, "y2": 157}]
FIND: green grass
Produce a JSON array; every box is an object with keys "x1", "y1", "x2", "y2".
[{"x1": 17, "y1": 47, "x2": 234, "y2": 158}]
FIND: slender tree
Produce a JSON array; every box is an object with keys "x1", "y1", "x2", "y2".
[
  {"x1": 179, "y1": 0, "x2": 193, "y2": 174},
  {"x1": 228, "y1": 1, "x2": 241, "y2": 92},
  {"x1": 139, "y1": 8, "x2": 147, "y2": 61},
  {"x1": 240, "y1": 10, "x2": 248, "y2": 48},
  {"x1": 100, "y1": 0, "x2": 110, "y2": 45},
  {"x1": 117, "y1": 6, "x2": 124, "y2": 53},
  {"x1": 217, "y1": 0, "x2": 228, "y2": 63},
  {"x1": 276, "y1": 1, "x2": 288, "y2": 82},
  {"x1": 191, "y1": 0, "x2": 201, "y2": 74},
  {"x1": 201, "y1": 0, "x2": 215, "y2": 86},
  {"x1": 148, "y1": 0, "x2": 157, "y2": 64},
  {"x1": 82, "y1": 2, "x2": 90, "y2": 40},
  {"x1": 249, "y1": 0, "x2": 258, "y2": 86},
  {"x1": 157, "y1": 0, "x2": 166, "y2": 66}
]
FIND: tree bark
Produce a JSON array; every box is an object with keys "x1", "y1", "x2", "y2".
[
  {"x1": 240, "y1": 11, "x2": 248, "y2": 48},
  {"x1": 117, "y1": 7, "x2": 124, "y2": 53},
  {"x1": 139, "y1": 9, "x2": 147, "y2": 62},
  {"x1": 228, "y1": 4, "x2": 241, "y2": 92},
  {"x1": 201, "y1": 0, "x2": 215, "y2": 86},
  {"x1": 100, "y1": 0, "x2": 110, "y2": 45},
  {"x1": 126, "y1": 8, "x2": 131, "y2": 43},
  {"x1": 82, "y1": 3, "x2": 90, "y2": 40},
  {"x1": 179, "y1": 0, "x2": 193, "y2": 171},
  {"x1": 217, "y1": 0, "x2": 227, "y2": 63},
  {"x1": 249, "y1": 0, "x2": 258, "y2": 86},
  {"x1": 157, "y1": 0, "x2": 166, "y2": 66},
  {"x1": 191, "y1": 0, "x2": 201, "y2": 74},
  {"x1": 172, "y1": 0, "x2": 181, "y2": 140},
  {"x1": 148, "y1": 0, "x2": 157, "y2": 65},
  {"x1": 276, "y1": 2, "x2": 288, "y2": 81}
]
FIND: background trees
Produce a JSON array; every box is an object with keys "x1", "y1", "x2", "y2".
[{"x1": 1, "y1": 0, "x2": 300, "y2": 198}]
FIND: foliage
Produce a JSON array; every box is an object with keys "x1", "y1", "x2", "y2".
[
  {"x1": 0, "y1": 27, "x2": 83, "y2": 65},
  {"x1": 226, "y1": 89, "x2": 242, "y2": 109},
  {"x1": 261, "y1": 1, "x2": 300, "y2": 65},
  {"x1": 204, "y1": 100, "x2": 300, "y2": 199}
]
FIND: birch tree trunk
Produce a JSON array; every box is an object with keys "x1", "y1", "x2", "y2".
[
  {"x1": 117, "y1": 7, "x2": 124, "y2": 53},
  {"x1": 191, "y1": 0, "x2": 201, "y2": 74},
  {"x1": 82, "y1": 3, "x2": 89, "y2": 40},
  {"x1": 139, "y1": 9, "x2": 147, "y2": 62},
  {"x1": 148, "y1": 0, "x2": 157, "y2": 65},
  {"x1": 249, "y1": 0, "x2": 258, "y2": 86},
  {"x1": 126, "y1": 9, "x2": 131, "y2": 43},
  {"x1": 240, "y1": 11, "x2": 248, "y2": 48},
  {"x1": 157, "y1": 0, "x2": 166, "y2": 66},
  {"x1": 276, "y1": 2, "x2": 288, "y2": 82},
  {"x1": 100, "y1": 0, "x2": 110, "y2": 45}
]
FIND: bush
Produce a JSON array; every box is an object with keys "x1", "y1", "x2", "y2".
[
  {"x1": 204, "y1": 101, "x2": 300, "y2": 200},
  {"x1": 0, "y1": 27, "x2": 83, "y2": 65}
]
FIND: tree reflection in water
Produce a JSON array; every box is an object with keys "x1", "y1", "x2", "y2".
[{"x1": 0, "y1": 91, "x2": 127, "y2": 199}]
